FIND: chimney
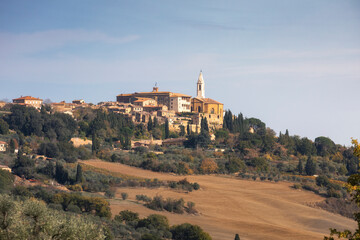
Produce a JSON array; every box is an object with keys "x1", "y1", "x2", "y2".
[{"x1": 153, "y1": 87, "x2": 159, "y2": 92}]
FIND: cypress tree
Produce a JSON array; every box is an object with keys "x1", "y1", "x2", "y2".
[
  {"x1": 124, "y1": 135, "x2": 131, "y2": 150},
  {"x1": 239, "y1": 113, "x2": 244, "y2": 135},
  {"x1": 226, "y1": 110, "x2": 233, "y2": 132},
  {"x1": 187, "y1": 123, "x2": 191, "y2": 135},
  {"x1": 179, "y1": 125, "x2": 185, "y2": 136},
  {"x1": 297, "y1": 159, "x2": 303, "y2": 174},
  {"x1": 147, "y1": 117, "x2": 153, "y2": 132},
  {"x1": 305, "y1": 156, "x2": 316, "y2": 176},
  {"x1": 201, "y1": 117, "x2": 209, "y2": 134},
  {"x1": 235, "y1": 234, "x2": 240, "y2": 240},
  {"x1": 153, "y1": 117, "x2": 158, "y2": 128},
  {"x1": 165, "y1": 119, "x2": 169, "y2": 139},
  {"x1": 92, "y1": 133, "x2": 100, "y2": 154},
  {"x1": 285, "y1": 129, "x2": 289, "y2": 137},
  {"x1": 9, "y1": 139, "x2": 16, "y2": 153},
  {"x1": 75, "y1": 164, "x2": 83, "y2": 183}
]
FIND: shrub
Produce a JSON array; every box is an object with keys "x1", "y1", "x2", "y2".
[
  {"x1": 193, "y1": 182, "x2": 200, "y2": 190},
  {"x1": 137, "y1": 214, "x2": 170, "y2": 231},
  {"x1": 200, "y1": 158, "x2": 218, "y2": 174},
  {"x1": 171, "y1": 223, "x2": 212, "y2": 240},
  {"x1": 316, "y1": 175, "x2": 330, "y2": 187},
  {"x1": 115, "y1": 210, "x2": 139, "y2": 223},
  {"x1": 67, "y1": 184, "x2": 83, "y2": 192},
  {"x1": 121, "y1": 192, "x2": 128, "y2": 200},
  {"x1": 136, "y1": 194, "x2": 152, "y2": 203},
  {"x1": 105, "y1": 189, "x2": 115, "y2": 199},
  {"x1": 67, "y1": 204, "x2": 82, "y2": 213},
  {"x1": 0, "y1": 169, "x2": 14, "y2": 193},
  {"x1": 186, "y1": 201, "x2": 197, "y2": 214}
]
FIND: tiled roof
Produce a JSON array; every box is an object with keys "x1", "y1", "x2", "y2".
[
  {"x1": 117, "y1": 93, "x2": 133, "y2": 97},
  {"x1": 170, "y1": 93, "x2": 191, "y2": 98},
  {"x1": 0, "y1": 141, "x2": 7, "y2": 144},
  {"x1": 193, "y1": 97, "x2": 223, "y2": 105},
  {"x1": 13, "y1": 96, "x2": 43, "y2": 101}
]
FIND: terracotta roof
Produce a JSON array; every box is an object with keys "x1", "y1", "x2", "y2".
[
  {"x1": 118, "y1": 91, "x2": 191, "y2": 98},
  {"x1": 13, "y1": 96, "x2": 43, "y2": 101},
  {"x1": 136, "y1": 91, "x2": 171, "y2": 95},
  {"x1": 0, "y1": 141, "x2": 7, "y2": 144},
  {"x1": 170, "y1": 93, "x2": 191, "y2": 98},
  {"x1": 193, "y1": 97, "x2": 223, "y2": 105},
  {"x1": 117, "y1": 93, "x2": 133, "y2": 97}
]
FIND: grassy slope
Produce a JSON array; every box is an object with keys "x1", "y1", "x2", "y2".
[{"x1": 81, "y1": 159, "x2": 356, "y2": 240}]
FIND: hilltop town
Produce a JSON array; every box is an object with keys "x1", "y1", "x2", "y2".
[
  {"x1": 0, "y1": 70, "x2": 359, "y2": 239},
  {"x1": 1, "y1": 71, "x2": 223, "y2": 137}
]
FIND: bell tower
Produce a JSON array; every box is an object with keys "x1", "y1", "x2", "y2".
[{"x1": 196, "y1": 71, "x2": 205, "y2": 98}]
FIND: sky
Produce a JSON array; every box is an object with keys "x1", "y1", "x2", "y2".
[{"x1": 0, "y1": 0, "x2": 359, "y2": 145}]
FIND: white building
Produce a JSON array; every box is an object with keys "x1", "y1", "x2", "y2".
[
  {"x1": 170, "y1": 94, "x2": 191, "y2": 113},
  {"x1": 0, "y1": 141, "x2": 7, "y2": 152}
]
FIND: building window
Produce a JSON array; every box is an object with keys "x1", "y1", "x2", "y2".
[
  {"x1": 211, "y1": 108, "x2": 215, "y2": 114},
  {"x1": 199, "y1": 85, "x2": 201, "y2": 91},
  {"x1": 198, "y1": 106, "x2": 201, "y2": 112}
]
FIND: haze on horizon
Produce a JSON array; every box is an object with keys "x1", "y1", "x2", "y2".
[{"x1": 0, "y1": 0, "x2": 359, "y2": 146}]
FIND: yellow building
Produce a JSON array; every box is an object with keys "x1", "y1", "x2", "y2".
[{"x1": 191, "y1": 71, "x2": 224, "y2": 128}]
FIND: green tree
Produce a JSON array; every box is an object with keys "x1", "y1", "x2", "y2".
[
  {"x1": 137, "y1": 214, "x2": 170, "y2": 231},
  {"x1": 92, "y1": 133, "x2": 100, "y2": 154},
  {"x1": 121, "y1": 192, "x2": 128, "y2": 200},
  {"x1": 0, "y1": 170, "x2": 14, "y2": 193},
  {"x1": 325, "y1": 139, "x2": 360, "y2": 239},
  {"x1": 235, "y1": 234, "x2": 241, "y2": 240},
  {"x1": 40, "y1": 161, "x2": 55, "y2": 178},
  {"x1": 0, "y1": 119, "x2": 9, "y2": 135},
  {"x1": 147, "y1": 117, "x2": 153, "y2": 132},
  {"x1": 38, "y1": 142, "x2": 59, "y2": 158},
  {"x1": 164, "y1": 119, "x2": 169, "y2": 139},
  {"x1": 8, "y1": 139, "x2": 17, "y2": 154},
  {"x1": 12, "y1": 152, "x2": 35, "y2": 179},
  {"x1": 75, "y1": 164, "x2": 83, "y2": 183},
  {"x1": 171, "y1": 223, "x2": 212, "y2": 240},
  {"x1": 201, "y1": 117, "x2": 209, "y2": 134},
  {"x1": 115, "y1": 210, "x2": 139, "y2": 223},
  {"x1": 305, "y1": 156, "x2": 316, "y2": 176},
  {"x1": 55, "y1": 162, "x2": 70, "y2": 184},
  {"x1": 297, "y1": 159, "x2": 303, "y2": 175},
  {"x1": 187, "y1": 123, "x2": 191, "y2": 135},
  {"x1": 0, "y1": 194, "x2": 105, "y2": 240},
  {"x1": 179, "y1": 125, "x2": 185, "y2": 136},
  {"x1": 153, "y1": 117, "x2": 158, "y2": 128},
  {"x1": 315, "y1": 136, "x2": 336, "y2": 156}
]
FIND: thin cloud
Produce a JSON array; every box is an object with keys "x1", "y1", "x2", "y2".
[{"x1": 0, "y1": 29, "x2": 140, "y2": 56}]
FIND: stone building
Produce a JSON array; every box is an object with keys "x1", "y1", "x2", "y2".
[
  {"x1": 117, "y1": 87, "x2": 191, "y2": 113},
  {"x1": 0, "y1": 141, "x2": 6, "y2": 152},
  {"x1": 13, "y1": 96, "x2": 43, "y2": 109}
]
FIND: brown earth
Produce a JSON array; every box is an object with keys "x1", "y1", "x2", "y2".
[
  {"x1": 70, "y1": 137, "x2": 92, "y2": 147},
  {"x1": 81, "y1": 159, "x2": 356, "y2": 240}
]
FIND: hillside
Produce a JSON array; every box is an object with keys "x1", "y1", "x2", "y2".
[{"x1": 82, "y1": 159, "x2": 356, "y2": 240}]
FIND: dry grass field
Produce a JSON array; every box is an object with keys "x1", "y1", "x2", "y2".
[{"x1": 81, "y1": 159, "x2": 356, "y2": 240}]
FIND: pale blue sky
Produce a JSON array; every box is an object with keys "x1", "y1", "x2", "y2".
[{"x1": 0, "y1": 0, "x2": 359, "y2": 145}]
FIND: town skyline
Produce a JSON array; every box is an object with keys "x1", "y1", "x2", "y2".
[{"x1": 1, "y1": 0, "x2": 359, "y2": 145}]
